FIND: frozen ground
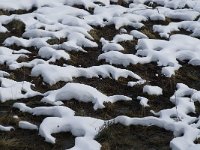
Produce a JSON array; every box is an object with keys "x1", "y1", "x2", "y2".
[{"x1": 0, "y1": 0, "x2": 200, "y2": 150}]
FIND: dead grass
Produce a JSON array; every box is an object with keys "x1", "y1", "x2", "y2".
[
  {"x1": 0, "y1": 137, "x2": 20, "y2": 149},
  {"x1": 0, "y1": 114, "x2": 19, "y2": 126},
  {"x1": 96, "y1": 124, "x2": 172, "y2": 150},
  {"x1": 141, "y1": 28, "x2": 158, "y2": 39},
  {"x1": 119, "y1": 40, "x2": 137, "y2": 54},
  {"x1": 0, "y1": 8, "x2": 37, "y2": 16},
  {"x1": 6, "y1": 20, "x2": 25, "y2": 37},
  {"x1": 0, "y1": 32, "x2": 10, "y2": 45}
]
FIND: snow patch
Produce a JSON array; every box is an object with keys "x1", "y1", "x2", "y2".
[
  {"x1": 143, "y1": 85, "x2": 163, "y2": 96},
  {"x1": 42, "y1": 83, "x2": 132, "y2": 109},
  {"x1": 19, "y1": 121, "x2": 38, "y2": 130}
]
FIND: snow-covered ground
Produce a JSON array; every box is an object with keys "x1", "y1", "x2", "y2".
[{"x1": 0, "y1": 0, "x2": 200, "y2": 150}]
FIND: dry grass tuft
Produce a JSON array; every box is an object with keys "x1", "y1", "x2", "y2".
[{"x1": 0, "y1": 137, "x2": 19, "y2": 149}]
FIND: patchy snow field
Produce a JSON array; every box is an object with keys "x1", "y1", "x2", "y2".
[{"x1": 0, "y1": 0, "x2": 200, "y2": 150}]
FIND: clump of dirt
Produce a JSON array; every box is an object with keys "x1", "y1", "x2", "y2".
[
  {"x1": 144, "y1": 1, "x2": 163, "y2": 9},
  {"x1": 0, "y1": 7, "x2": 37, "y2": 16},
  {"x1": 90, "y1": 25, "x2": 119, "y2": 41},
  {"x1": 67, "y1": 49, "x2": 102, "y2": 67},
  {"x1": 110, "y1": 0, "x2": 130, "y2": 7},
  {"x1": 170, "y1": 28, "x2": 193, "y2": 37},
  {"x1": 0, "y1": 32, "x2": 10, "y2": 45},
  {"x1": 6, "y1": 20, "x2": 25, "y2": 37},
  {"x1": 174, "y1": 63, "x2": 200, "y2": 90},
  {"x1": 47, "y1": 38, "x2": 67, "y2": 45}
]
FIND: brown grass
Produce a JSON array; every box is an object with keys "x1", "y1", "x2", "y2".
[{"x1": 0, "y1": 137, "x2": 20, "y2": 149}]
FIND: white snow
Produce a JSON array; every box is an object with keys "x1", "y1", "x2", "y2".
[
  {"x1": 143, "y1": 85, "x2": 163, "y2": 96},
  {"x1": 100, "y1": 38, "x2": 124, "y2": 52},
  {"x1": 0, "y1": 46, "x2": 27, "y2": 68},
  {"x1": 0, "y1": 70, "x2": 9, "y2": 77},
  {"x1": 113, "y1": 83, "x2": 200, "y2": 150},
  {"x1": 13, "y1": 115, "x2": 19, "y2": 119},
  {"x1": 42, "y1": 83, "x2": 132, "y2": 109},
  {"x1": 99, "y1": 34, "x2": 200, "y2": 77},
  {"x1": 19, "y1": 121, "x2": 38, "y2": 130},
  {"x1": 13, "y1": 103, "x2": 75, "y2": 118},
  {"x1": 0, "y1": 78, "x2": 41, "y2": 102},
  {"x1": 112, "y1": 34, "x2": 133, "y2": 43},
  {"x1": 153, "y1": 21, "x2": 200, "y2": 38},
  {"x1": 39, "y1": 116, "x2": 104, "y2": 145},
  {"x1": 9, "y1": 59, "x2": 47, "y2": 70},
  {"x1": 13, "y1": 102, "x2": 104, "y2": 149},
  {"x1": 38, "y1": 47, "x2": 70, "y2": 63},
  {"x1": 31, "y1": 64, "x2": 141, "y2": 85},
  {"x1": 4, "y1": 36, "x2": 49, "y2": 49},
  {"x1": 0, "y1": 125, "x2": 14, "y2": 131},
  {"x1": 98, "y1": 51, "x2": 149, "y2": 67},
  {"x1": 137, "y1": 96, "x2": 149, "y2": 107},
  {"x1": 130, "y1": 30, "x2": 148, "y2": 39}
]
